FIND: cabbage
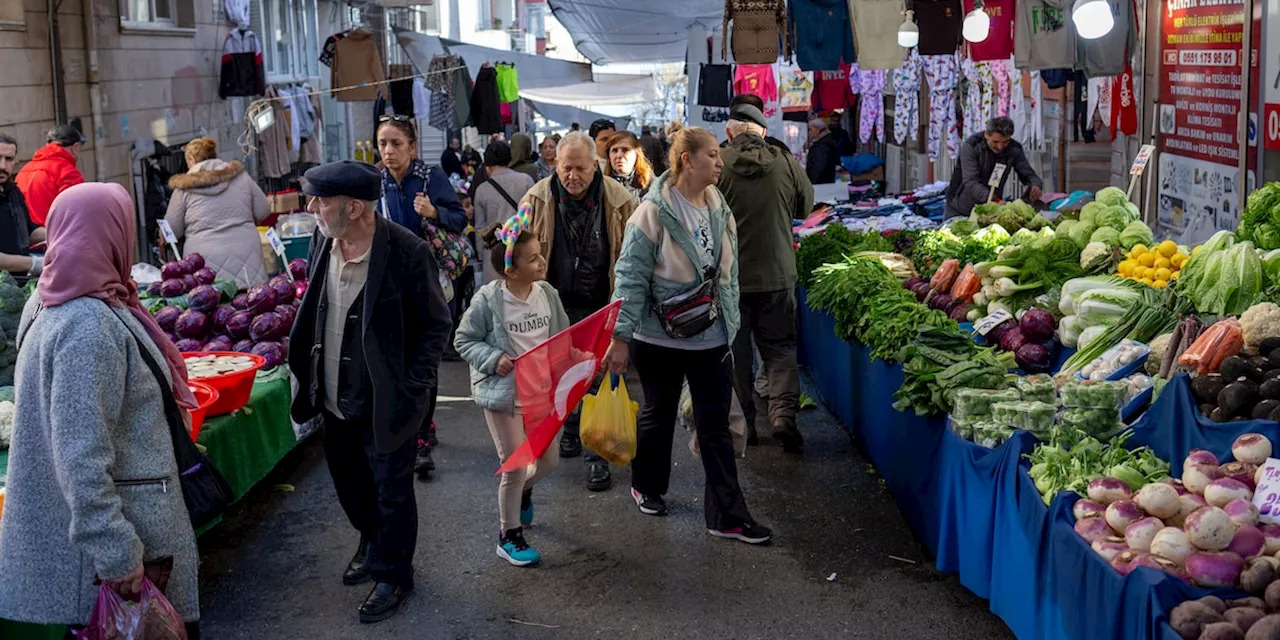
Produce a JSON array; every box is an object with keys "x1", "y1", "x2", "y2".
[
  {"x1": 1005, "y1": 199, "x2": 1036, "y2": 220},
  {"x1": 187, "y1": 285, "x2": 221, "y2": 313},
  {"x1": 1078, "y1": 325, "x2": 1107, "y2": 349},
  {"x1": 1096, "y1": 207, "x2": 1129, "y2": 232},
  {"x1": 1076, "y1": 288, "x2": 1141, "y2": 327},
  {"x1": 226, "y1": 310, "x2": 254, "y2": 339},
  {"x1": 211, "y1": 305, "x2": 236, "y2": 333},
  {"x1": 250, "y1": 341, "x2": 286, "y2": 368},
  {"x1": 1068, "y1": 222, "x2": 1097, "y2": 249},
  {"x1": 288, "y1": 258, "x2": 309, "y2": 281},
  {"x1": 997, "y1": 208, "x2": 1027, "y2": 232},
  {"x1": 971, "y1": 202, "x2": 1003, "y2": 226},
  {"x1": 246, "y1": 284, "x2": 278, "y2": 315},
  {"x1": 1056, "y1": 219, "x2": 1079, "y2": 239},
  {"x1": 1080, "y1": 202, "x2": 1106, "y2": 225},
  {"x1": 193, "y1": 268, "x2": 217, "y2": 286},
  {"x1": 949, "y1": 218, "x2": 979, "y2": 236},
  {"x1": 186, "y1": 253, "x2": 205, "y2": 271},
  {"x1": 250, "y1": 312, "x2": 285, "y2": 342},
  {"x1": 1095, "y1": 186, "x2": 1129, "y2": 207},
  {"x1": 174, "y1": 338, "x2": 203, "y2": 352},
  {"x1": 161, "y1": 261, "x2": 188, "y2": 280},
  {"x1": 1119, "y1": 221, "x2": 1154, "y2": 250},
  {"x1": 1123, "y1": 202, "x2": 1140, "y2": 221},
  {"x1": 174, "y1": 310, "x2": 209, "y2": 339},
  {"x1": 269, "y1": 276, "x2": 295, "y2": 305},
  {"x1": 202, "y1": 336, "x2": 234, "y2": 352},
  {"x1": 232, "y1": 339, "x2": 255, "y2": 353},
  {"x1": 1024, "y1": 214, "x2": 1051, "y2": 231},
  {"x1": 160, "y1": 278, "x2": 186, "y2": 298},
  {"x1": 1090, "y1": 226, "x2": 1121, "y2": 247},
  {"x1": 1010, "y1": 228, "x2": 1038, "y2": 246},
  {"x1": 144, "y1": 281, "x2": 163, "y2": 298},
  {"x1": 154, "y1": 306, "x2": 182, "y2": 331}
]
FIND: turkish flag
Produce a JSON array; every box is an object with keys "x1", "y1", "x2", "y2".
[{"x1": 496, "y1": 299, "x2": 623, "y2": 475}]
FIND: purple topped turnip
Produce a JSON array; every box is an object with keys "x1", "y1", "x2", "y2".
[
  {"x1": 1228, "y1": 525, "x2": 1267, "y2": 559},
  {"x1": 1233, "y1": 433, "x2": 1273, "y2": 465},
  {"x1": 1150, "y1": 527, "x2": 1194, "y2": 564},
  {"x1": 1184, "y1": 463, "x2": 1224, "y2": 495},
  {"x1": 1171, "y1": 494, "x2": 1209, "y2": 527},
  {"x1": 1220, "y1": 461, "x2": 1258, "y2": 491},
  {"x1": 1075, "y1": 516, "x2": 1113, "y2": 543},
  {"x1": 1087, "y1": 477, "x2": 1132, "y2": 505},
  {"x1": 1205, "y1": 478, "x2": 1253, "y2": 508},
  {"x1": 1073, "y1": 499, "x2": 1107, "y2": 521},
  {"x1": 1125, "y1": 517, "x2": 1164, "y2": 551},
  {"x1": 1225, "y1": 498, "x2": 1260, "y2": 526},
  {"x1": 1186, "y1": 550, "x2": 1246, "y2": 588},
  {"x1": 1091, "y1": 536, "x2": 1128, "y2": 562},
  {"x1": 1185, "y1": 506, "x2": 1236, "y2": 551},
  {"x1": 1105, "y1": 499, "x2": 1146, "y2": 534},
  {"x1": 1135, "y1": 482, "x2": 1181, "y2": 519},
  {"x1": 1186, "y1": 449, "x2": 1220, "y2": 469}
]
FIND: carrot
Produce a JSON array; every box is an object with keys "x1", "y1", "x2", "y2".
[
  {"x1": 1180, "y1": 318, "x2": 1243, "y2": 374},
  {"x1": 930, "y1": 258, "x2": 961, "y2": 292},
  {"x1": 950, "y1": 264, "x2": 980, "y2": 302}
]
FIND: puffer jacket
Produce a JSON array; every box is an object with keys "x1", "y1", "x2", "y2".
[
  {"x1": 15, "y1": 143, "x2": 84, "y2": 226},
  {"x1": 165, "y1": 159, "x2": 270, "y2": 288},
  {"x1": 454, "y1": 280, "x2": 570, "y2": 413},
  {"x1": 611, "y1": 172, "x2": 740, "y2": 348}
]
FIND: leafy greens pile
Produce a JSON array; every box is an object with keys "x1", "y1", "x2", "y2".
[
  {"x1": 795, "y1": 224, "x2": 894, "y2": 287},
  {"x1": 1174, "y1": 230, "x2": 1264, "y2": 316},
  {"x1": 1239, "y1": 182, "x2": 1280, "y2": 250},
  {"x1": 906, "y1": 225, "x2": 1010, "y2": 277},
  {"x1": 894, "y1": 325, "x2": 1014, "y2": 416},
  {"x1": 1024, "y1": 427, "x2": 1169, "y2": 505}
]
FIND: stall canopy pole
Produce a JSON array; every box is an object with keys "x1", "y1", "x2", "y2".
[{"x1": 1238, "y1": 0, "x2": 1254, "y2": 214}]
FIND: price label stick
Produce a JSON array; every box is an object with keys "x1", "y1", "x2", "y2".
[
  {"x1": 987, "y1": 163, "x2": 1008, "y2": 203},
  {"x1": 157, "y1": 220, "x2": 181, "y2": 261},
  {"x1": 973, "y1": 309, "x2": 1013, "y2": 336},
  {"x1": 1126, "y1": 145, "x2": 1156, "y2": 200},
  {"x1": 265, "y1": 228, "x2": 293, "y2": 281}
]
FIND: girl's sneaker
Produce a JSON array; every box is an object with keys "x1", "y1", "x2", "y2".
[
  {"x1": 520, "y1": 488, "x2": 534, "y2": 526},
  {"x1": 497, "y1": 527, "x2": 541, "y2": 566}
]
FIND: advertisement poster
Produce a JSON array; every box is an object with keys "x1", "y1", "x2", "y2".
[{"x1": 1155, "y1": 0, "x2": 1254, "y2": 242}]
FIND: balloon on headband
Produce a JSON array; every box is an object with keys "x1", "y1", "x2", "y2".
[{"x1": 496, "y1": 204, "x2": 533, "y2": 271}]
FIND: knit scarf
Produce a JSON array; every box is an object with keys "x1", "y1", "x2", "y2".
[{"x1": 553, "y1": 169, "x2": 604, "y2": 249}]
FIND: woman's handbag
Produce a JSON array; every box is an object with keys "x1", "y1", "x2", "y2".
[
  {"x1": 653, "y1": 267, "x2": 720, "y2": 339},
  {"x1": 421, "y1": 219, "x2": 473, "y2": 281}
]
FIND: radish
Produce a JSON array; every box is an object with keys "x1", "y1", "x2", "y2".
[
  {"x1": 1125, "y1": 517, "x2": 1165, "y2": 552},
  {"x1": 1150, "y1": 527, "x2": 1194, "y2": 564},
  {"x1": 1205, "y1": 478, "x2": 1253, "y2": 508},
  {"x1": 1135, "y1": 482, "x2": 1181, "y2": 519},
  {"x1": 1185, "y1": 507, "x2": 1237, "y2": 551},
  {"x1": 1105, "y1": 500, "x2": 1146, "y2": 534},
  {"x1": 1233, "y1": 433, "x2": 1273, "y2": 465}
]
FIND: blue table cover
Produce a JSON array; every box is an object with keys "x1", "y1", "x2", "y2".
[{"x1": 797, "y1": 296, "x2": 1196, "y2": 640}]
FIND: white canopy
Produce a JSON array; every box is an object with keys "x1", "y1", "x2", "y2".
[
  {"x1": 519, "y1": 73, "x2": 659, "y2": 106},
  {"x1": 392, "y1": 27, "x2": 594, "y2": 90},
  {"x1": 526, "y1": 100, "x2": 631, "y2": 132},
  {"x1": 546, "y1": 0, "x2": 722, "y2": 64}
]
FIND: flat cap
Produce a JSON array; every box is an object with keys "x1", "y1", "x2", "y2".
[
  {"x1": 729, "y1": 104, "x2": 768, "y2": 130},
  {"x1": 302, "y1": 160, "x2": 382, "y2": 201}
]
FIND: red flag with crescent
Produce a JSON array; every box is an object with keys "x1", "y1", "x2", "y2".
[{"x1": 497, "y1": 299, "x2": 622, "y2": 475}]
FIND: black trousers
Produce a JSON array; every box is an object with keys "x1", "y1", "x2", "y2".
[
  {"x1": 322, "y1": 411, "x2": 418, "y2": 588},
  {"x1": 630, "y1": 341, "x2": 753, "y2": 530}
]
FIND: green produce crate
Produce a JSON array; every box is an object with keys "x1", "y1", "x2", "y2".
[{"x1": 282, "y1": 235, "x2": 311, "y2": 264}]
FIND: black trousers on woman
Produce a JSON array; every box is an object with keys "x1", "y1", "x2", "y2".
[{"x1": 629, "y1": 341, "x2": 754, "y2": 530}]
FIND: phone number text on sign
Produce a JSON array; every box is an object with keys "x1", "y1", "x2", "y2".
[{"x1": 1178, "y1": 49, "x2": 1239, "y2": 66}]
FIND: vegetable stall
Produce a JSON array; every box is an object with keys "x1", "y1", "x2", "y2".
[{"x1": 794, "y1": 183, "x2": 1280, "y2": 639}]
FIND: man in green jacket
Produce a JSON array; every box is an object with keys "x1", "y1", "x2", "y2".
[{"x1": 717, "y1": 104, "x2": 814, "y2": 453}]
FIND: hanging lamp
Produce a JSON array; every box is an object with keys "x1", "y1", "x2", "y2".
[
  {"x1": 898, "y1": 9, "x2": 920, "y2": 48},
  {"x1": 962, "y1": 0, "x2": 990, "y2": 42},
  {"x1": 1072, "y1": 0, "x2": 1115, "y2": 39}
]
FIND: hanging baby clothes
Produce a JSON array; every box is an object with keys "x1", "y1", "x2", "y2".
[
  {"x1": 1087, "y1": 76, "x2": 1107, "y2": 133},
  {"x1": 778, "y1": 62, "x2": 814, "y2": 115},
  {"x1": 722, "y1": 0, "x2": 788, "y2": 64},
  {"x1": 257, "y1": 85, "x2": 291, "y2": 179},
  {"x1": 977, "y1": 62, "x2": 997, "y2": 122},
  {"x1": 989, "y1": 60, "x2": 1012, "y2": 117},
  {"x1": 412, "y1": 77, "x2": 431, "y2": 121},
  {"x1": 851, "y1": 68, "x2": 887, "y2": 143},
  {"x1": 734, "y1": 64, "x2": 779, "y2": 116},
  {"x1": 893, "y1": 51, "x2": 923, "y2": 144},
  {"x1": 812, "y1": 65, "x2": 854, "y2": 111},
  {"x1": 495, "y1": 63, "x2": 519, "y2": 102},
  {"x1": 850, "y1": 0, "x2": 906, "y2": 70},
  {"x1": 426, "y1": 54, "x2": 460, "y2": 131},
  {"x1": 429, "y1": 92, "x2": 453, "y2": 131},
  {"x1": 449, "y1": 62, "x2": 474, "y2": 130},
  {"x1": 922, "y1": 54, "x2": 960, "y2": 160},
  {"x1": 961, "y1": 58, "x2": 985, "y2": 138}
]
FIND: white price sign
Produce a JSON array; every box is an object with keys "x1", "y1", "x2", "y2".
[
  {"x1": 265, "y1": 228, "x2": 293, "y2": 281},
  {"x1": 1130, "y1": 145, "x2": 1156, "y2": 176},
  {"x1": 157, "y1": 220, "x2": 181, "y2": 260},
  {"x1": 1255, "y1": 458, "x2": 1280, "y2": 524},
  {"x1": 988, "y1": 163, "x2": 1008, "y2": 188},
  {"x1": 973, "y1": 309, "x2": 1013, "y2": 336}
]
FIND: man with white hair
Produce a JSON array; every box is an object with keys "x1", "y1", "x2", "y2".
[
  {"x1": 719, "y1": 104, "x2": 813, "y2": 453},
  {"x1": 518, "y1": 131, "x2": 639, "y2": 491},
  {"x1": 805, "y1": 118, "x2": 842, "y2": 185}
]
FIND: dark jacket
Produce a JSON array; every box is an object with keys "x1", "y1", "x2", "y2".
[
  {"x1": 805, "y1": 133, "x2": 842, "y2": 185},
  {"x1": 508, "y1": 134, "x2": 540, "y2": 182},
  {"x1": 721, "y1": 134, "x2": 791, "y2": 155},
  {"x1": 440, "y1": 148, "x2": 464, "y2": 177},
  {"x1": 288, "y1": 217, "x2": 453, "y2": 453},
  {"x1": 218, "y1": 27, "x2": 265, "y2": 98},
  {"x1": 0, "y1": 182, "x2": 34, "y2": 259},
  {"x1": 377, "y1": 159, "x2": 468, "y2": 237},
  {"x1": 945, "y1": 133, "x2": 1043, "y2": 219},
  {"x1": 718, "y1": 133, "x2": 814, "y2": 293},
  {"x1": 640, "y1": 133, "x2": 668, "y2": 174}
]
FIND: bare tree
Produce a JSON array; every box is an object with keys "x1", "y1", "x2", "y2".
[{"x1": 632, "y1": 65, "x2": 687, "y2": 128}]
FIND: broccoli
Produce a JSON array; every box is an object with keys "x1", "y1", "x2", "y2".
[
  {"x1": 0, "y1": 314, "x2": 18, "y2": 340},
  {"x1": 0, "y1": 283, "x2": 25, "y2": 315}
]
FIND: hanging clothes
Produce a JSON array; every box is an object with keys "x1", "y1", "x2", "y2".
[
  {"x1": 961, "y1": 59, "x2": 984, "y2": 138},
  {"x1": 218, "y1": 28, "x2": 265, "y2": 98},
  {"x1": 427, "y1": 54, "x2": 461, "y2": 94},
  {"x1": 413, "y1": 78, "x2": 432, "y2": 121},
  {"x1": 257, "y1": 86, "x2": 291, "y2": 179},
  {"x1": 850, "y1": 0, "x2": 906, "y2": 70},
  {"x1": 1073, "y1": 70, "x2": 1096, "y2": 142},
  {"x1": 787, "y1": 0, "x2": 856, "y2": 72},
  {"x1": 893, "y1": 51, "x2": 923, "y2": 144},
  {"x1": 388, "y1": 64, "x2": 416, "y2": 116},
  {"x1": 1041, "y1": 68, "x2": 1070, "y2": 89},
  {"x1": 1077, "y1": 0, "x2": 1135, "y2": 78},
  {"x1": 1008, "y1": 58, "x2": 1028, "y2": 138},
  {"x1": 853, "y1": 69, "x2": 887, "y2": 143},
  {"x1": 698, "y1": 64, "x2": 734, "y2": 107},
  {"x1": 812, "y1": 65, "x2": 854, "y2": 111},
  {"x1": 734, "y1": 64, "x2": 779, "y2": 116},
  {"x1": 1028, "y1": 70, "x2": 1045, "y2": 148},
  {"x1": 963, "y1": 0, "x2": 1014, "y2": 61},
  {"x1": 778, "y1": 62, "x2": 814, "y2": 114},
  {"x1": 429, "y1": 91, "x2": 454, "y2": 131},
  {"x1": 915, "y1": 0, "x2": 963, "y2": 55},
  {"x1": 990, "y1": 59, "x2": 1012, "y2": 117},
  {"x1": 319, "y1": 31, "x2": 346, "y2": 68},
  {"x1": 299, "y1": 90, "x2": 324, "y2": 166},
  {"x1": 1087, "y1": 76, "x2": 1106, "y2": 132},
  {"x1": 1014, "y1": 0, "x2": 1076, "y2": 71},
  {"x1": 288, "y1": 84, "x2": 316, "y2": 141},
  {"x1": 225, "y1": 0, "x2": 249, "y2": 28},
  {"x1": 331, "y1": 29, "x2": 385, "y2": 102},
  {"x1": 495, "y1": 63, "x2": 519, "y2": 102},
  {"x1": 722, "y1": 0, "x2": 787, "y2": 64},
  {"x1": 922, "y1": 54, "x2": 960, "y2": 160},
  {"x1": 450, "y1": 63, "x2": 474, "y2": 130},
  {"x1": 1112, "y1": 64, "x2": 1138, "y2": 136},
  {"x1": 472, "y1": 66, "x2": 502, "y2": 134}
]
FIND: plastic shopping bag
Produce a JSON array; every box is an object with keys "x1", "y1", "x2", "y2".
[
  {"x1": 75, "y1": 578, "x2": 186, "y2": 640},
  {"x1": 580, "y1": 373, "x2": 639, "y2": 466},
  {"x1": 681, "y1": 384, "x2": 747, "y2": 459}
]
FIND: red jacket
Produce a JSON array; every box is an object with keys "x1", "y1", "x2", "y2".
[{"x1": 16, "y1": 143, "x2": 84, "y2": 226}]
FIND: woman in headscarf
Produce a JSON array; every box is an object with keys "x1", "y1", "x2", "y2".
[
  {"x1": 0, "y1": 183, "x2": 202, "y2": 637},
  {"x1": 604, "y1": 131, "x2": 655, "y2": 201},
  {"x1": 508, "y1": 133, "x2": 540, "y2": 182}
]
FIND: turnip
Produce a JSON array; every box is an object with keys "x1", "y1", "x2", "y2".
[
  {"x1": 1164, "y1": 478, "x2": 1190, "y2": 495},
  {"x1": 1136, "y1": 482, "x2": 1181, "y2": 519},
  {"x1": 1187, "y1": 449, "x2": 1222, "y2": 469},
  {"x1": 1222, "y1": 461, "x2": 1260, "y2": 490},
  {"x1": 1233, "y1": 433, "x2": 1273, "y2": 465},
  {"x1": 1266, "y1": 582, "x2": 1280, "y2": 611},
  {"x1": 1169, "y1": 601, "x2": 1224, "y2": 640},
  {"x1": 1262, "y1": 524, "x2": 1280, "y2": 555},
  {"x1": 1206, "y1": 478, "x2": 1254, "y2": 508},
  {"x1": 1199, "y1": 622, "x2": 1244, "y2": 639},
  {"x1": 1242, "y1": 556, "x2": 1278, "y2": 594},
  {"x1": 1172, "y1": 494, "x2": 1210, "y2": 527},
  {"x1": 1073, "y1": 499, "x2": 1107, "y2": 521},
  {"x1": 1087, "y1": 476, "x2": 1133, "y2": 505},
  {"x1": 1091, "y1": 536, "x2": 1129, "y2": 563},
  {"x1": 1106, "y1": 499, "x2": 1147, "y2": 534},
  {"x1": 1109, "y1": 550, "x2": 1147, "y2": 576},
  {"x1": 1125, "y1": 517, "x2": 1165, "y2": 552},
  {"x1": 1186, "y1": 507, "x2": 1237, "y2": 551},
  {"x1": 1186, "y1": 551, "x2": 1245, "y2": 587},
  {"x1": 1075, "y1": 516, "x2": 1114, "y2": 543},
  {"x1": 1185, "y1": 463, "x2": 1225, "y2": 495},
  {"x1": 1151, "y1": 527, "x2": 1195, "y2": 564},
  {"x1": 1133, "y1": 554, "x2": 1191, "y2": 583},
  {"x1": 1225, "y1": 608, "x2": 1265, "y2": 634},
  {"x1": 1230, "y1": 525, "x2": 1267, "y2": 559},
  {"x1": 1226, "y1": 498, "x2": 1262, "y2": 526}
]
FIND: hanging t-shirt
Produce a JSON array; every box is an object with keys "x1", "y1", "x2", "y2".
[
  {"x1": 1014, "y1": 0, "x2": 1075, "y2": 70},
  {"x1": 698, "y1": 64, "x2": 734, "y2": 107},
  {"x1": 812, "y1": 64, "x2": 854, "y2": 111},
  {"x1": 1076, "y1": 0, "x2": 1135, "y2": 78},
  {"x1": 963, "y1": 0, "x2": 1014, "y2": 61},
  {"x1": 734, "y1": 64, "x2": 780, "y2": 116},
  {"x1": 850, "y1": 0, "x2": 906, "y2": 70},
  {"x1": 778, "y1": 62, "x2": 814, "y2": 112},
  {"x1": 914, "y1": 0, "x2": 963, "y2": 55},
  {"x1": 495, "y1": 63, "x2": 520, "y2": 102},
  {"x1": 502, "y1": 283, "x2": 553, "y2": 357}
]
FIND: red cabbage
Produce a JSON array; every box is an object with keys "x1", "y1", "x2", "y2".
[
  {"x1": 161, "y1": 261, "x2": 188, "y2": 280},
  {"x1": 145, "y1": 280, "x2": 164, "y2": 297},
  {"x1": 211, "y1": 306, "x2": 236, "y2": 333},
  {"x1": 164, "y1": 331, "x2": 177, "y2": 344},
  {"x1": 231, "y1": 293, "x2": 249, "y2": 310},
  {"x1": 202, "y1": 336, "x2": 233, "y2": 352},
  {"x1": 1019, "y1": 308, "x2": 1057, "y2": 343},
  {"x1": 929, "y1": 293, "x2": 953, "y2": 311},
  {"x1": 193, "y1": 267, "x2": 217, "y2": 286},
  {"x1": 1015, "y1": 343, "x2": 1051, "y2": 373},
  {"x1": 174, "y1": 338, "x2": 203, "y2": 352},
  {"x1": 251, "y1": 341, "x2": 286, "y2": 368},
  {"x1": 180, "y1": 274, "x2": 197, "y2": 293},
  {"x1": 1000, "y1": 327, "x2": 1027, "y2": 353},
  {"x1": 949, "y1": 304, "x2": 970, "y2": 322},
  {"x1": 154, "y1": 306, "x2": 182, "y2": 331},
  {"x1": 187, "y1": 285, "x2": 221, "y2": 313},
  {"x1": 160, "y1": 278, "x2": 186, "y2": 298},
  {"x1": 174, "y1": 310, "x2": 209, "y2": 339},
  {"x1": 250, "y1": 312, "x2": 284, "y2": 342},
  {"x1": 246, "y1": 284, "x2": 278, "y2": 315},
  {"x1": 281, "y1": 337, "x2": 290, "y2": 352},
  {"x1": 226, "y1": 310, "x2": 254, "y2": 339},
  {"x1": 186, "y1": 253, "x2": 205, "y2": 271},
  {"x1": 270, "y1": 276, "x2": 295, "y2": 304},
  {"x1": 288, "y1": 258, "x2": 309, "y2": 281},
  {"x1": 985, "y1": 319, "x2": 1016, "y2": 347},
  {"x1": 274, "y1": 304, "x2": 297, "y2": 328},
  {"x1": 232, "y1": 339, "x2": 255, "y2": 353},
  {"x1": 904, "y1": 277, "x2": 926, "y2": 291}
]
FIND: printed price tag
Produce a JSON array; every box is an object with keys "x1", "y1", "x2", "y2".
[
  {"x1": 1255, "y1": 458, "x2": 1280, "y2": 524},
  {"x1": 988, "y1": 163, "x2": 1008, "y2": 188},
  {"x1": 1130, "y1": 145, "x2": 1156, "y2": 175},
  {"x1": 157, "y1": 220, "x2": 181, "y2": 260},
  {"x1": 265, "y1": 228, "x2": 293, "y2": 281},
  {"x1": 973, "y1": 309, "x2": 1013, "y2": 336}
]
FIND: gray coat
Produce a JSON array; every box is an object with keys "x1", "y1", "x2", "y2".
[
  {"x1": 945, "y1": 133, "x2": 1043, "y2": 219},
  {"x1": 166, "y1": 159, "x2": 270, "y2": 289},
  {"x1": 472, "y1": 169, "x2": 535, "y2": 284},
  {"x1": 0, "y1": 295, "x2": 199, "y2": 625}
]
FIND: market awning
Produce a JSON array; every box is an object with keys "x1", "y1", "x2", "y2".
[
  {"x1": 518, "y1": 73, "x2": 658, "y2": 106},
  {"x1": 546, "y1": 0, "x2": 722, "y2": 64},
  {"x1": 526, "y1": 99, "x2": 631, "y2": 132},
  {"x1": 392, "y1": 27, "x2": 594, "y2": 90}
]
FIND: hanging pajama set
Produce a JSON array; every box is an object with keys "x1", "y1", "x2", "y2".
[
  {"x1": 852, "y1": 68, "x2": 887, "y2": 144},
  {"x1": 922, "y1": 54, "x2": 960, "y2": 160},
  {"x1": 893, "y1": 51, "x2": 923, "y2": 144}
]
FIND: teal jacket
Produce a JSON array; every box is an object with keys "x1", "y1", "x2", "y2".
[
  {"x1": 611, "y1": 172, "x2": 740, "y2": 348},
  {"x1": 454, "y1": 280, "x2": 570, "y2": 413}
]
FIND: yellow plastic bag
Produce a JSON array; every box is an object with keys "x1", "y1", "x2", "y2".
[{"x1": 579, "y1": 373, "x2": 639, "y2": 466}]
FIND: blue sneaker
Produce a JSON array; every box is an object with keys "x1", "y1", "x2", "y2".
[
  {"x1": 497, "y1": 527, "x2": 540, "y2": 566},
  {"x1": 520, "y1": 488, "x2": 534, "y2": 526}
]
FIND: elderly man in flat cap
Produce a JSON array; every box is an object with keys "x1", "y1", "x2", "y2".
[
  {"x1": 718, "y1": 103, "x2": 813, "y2": 454},
  {"x1": 288, "y1": 160, "x2": 453, "y2": 623}
]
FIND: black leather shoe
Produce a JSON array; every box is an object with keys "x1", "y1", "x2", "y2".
[
  {"x1": 358, "y1": 582, "x2": 412, "y2": 623},
  {"x1": 772, "y1": 424, "x2": 804, "y2": 454},
  {"x1": 587, "y1": 462, "x2": 612, "y2": 492},
  {"x1": 560, "y1": 433, "x2": 583, "y2": 459},
  {"x1": 343, "y1": 541, "x2": 373, "y2": 586},
  {"x1": 414, "y1": 441, "x2": 435, "y2": 478}
]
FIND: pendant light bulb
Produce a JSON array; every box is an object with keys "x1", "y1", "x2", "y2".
[
  {"x1": 1072, "y1": 0, "x2": 1115, "y2": 39},
  {"x1": 962, "y1": 2, "x2": 991, "y2": 43},
  {"x1": 898, "y1": 10, "x2": 920, "y2": 48}
]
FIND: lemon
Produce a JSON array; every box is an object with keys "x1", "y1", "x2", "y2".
[
  {"x1": 1171, "y1": 252, "x2": 1189, "y2": 268},
  {"x1": 1140, "y1": 277, "x2": 1155, "y2": 286},
  {"x1": 1154, "y1": 256, "x2": 1172, "y2": 270},
  {"x1": 1170, "y1": 270, "x2": 1180, "y2": 279},
  {"x1": 1153, "y1": 279, "x2": 1169, "y2": 288},
  {"x1": 1155, "y1": 267, "x2": 1172, "y2": 281},
  {"x1": 1130, "y1": 244, "x2": 1150, "y2": 258},
  {"x1": 1158, "y1": 240, "x2": 1178, "y2": 257},
  {"x1": 1118, "y1": 260, "x2": 1135, "y2": 276},
  {"x1": 1138, "y1": 252, "x2": 1156, "y2": 267}
]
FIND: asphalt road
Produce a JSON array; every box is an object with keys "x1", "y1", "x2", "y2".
[{"x1": 196, "y1": 362, "x2": 1014, "y2": 639}]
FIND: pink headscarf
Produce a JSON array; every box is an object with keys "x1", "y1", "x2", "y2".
[{"x1": 38, "y1": 183, "x2": 198, "y2": 409}]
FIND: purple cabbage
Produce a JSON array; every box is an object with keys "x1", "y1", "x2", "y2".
[
  {"x1": 232, "y1": 339, "x2": 255, "y2": 353},
  {"x1": 185, "y1": 253, "x2": 205, "y2": 271},
  {"x1": 251, "y1": 341, "x2": 286, "y2": 368},
  {"x1": 187, "y1": 285, "x2": 221, "y2": 313},
  {"x1": 1015, "y1": 343, "x2": 1051, "y2": 373},
  {"x1": 161, "y1": 261, "x2": 188, "y2": 280},
  {"x1": 174, "y1": 310, "x2": 209, "y2": 339},
  {"x1": 246, "y1": 284, "x2": 278, "y2": 315},
  {"x1": 160, "y1": 278, "x2": 186, "y2": 298},
  {"x1": 274, "y1": 304, "x2": 297, "y2": 328},
  {"x1": 288, "y1": 258, "x2": 309, "y2": 281},
  {"x1": 281, "y1": 337, "x2": 290, "y2": 353},
  {"x1": 294, "y1": 279, "x2": 308, "y2": 300},
  {"x1": 231, "y1": 293, "x2": 250, "y2": 310},
  {"x1": 928, "y1": 293, "x2": 953, "y2": 311},
  {"x1": 985, "y1": 319, "x2": 1016, "y2": 347},
  {"x1": 211, "y1": 305, "x2": 236, "y2": 333},
  {"x1": 164, "y1": 331, "x2": 178, "y2": 344},
  {"x1": 202, "y1": 336, "x2": 234, "y2": 352},
  {"x1": 226, "y1": 310, "x2": 254, "y2": 339},
  {"x1": 193, "y1": 267, "x2": 217, "y2": 286},
  {"x1": 270, "y1": 276, "x2": 295, "y2": 305},
  {"x1": 910, "y1": 281, "x2": 930, "y2": 302},
  {"x1": 1000, "y1": 327, "x2": 1028, "y2": 353},
  {"x1": 174, "y1": 338, "x2": 203, "y2": 352},
  {"x1": 1019, "y1": 308, "x2": 1057, "y2": 343},
  {"x1": 145, "y1": 280, "x2": 164, "y2": 297},
  {"x1": 154, "y1": 306, "x2": 182, "y2": 331},
  {"x1": 180, "y1": 274, "x2": 197, "y2": 293},
  {"x1": 250, "y1": 312, "x2": 285, "y2": 342}
]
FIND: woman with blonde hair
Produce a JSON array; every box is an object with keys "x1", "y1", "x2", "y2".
[
  {"x1": 165, "y1": 137, "x2": 269, "y2": 288},
  {"x1": 603, "y1": 127, "x2": 771, "y2": 545},
  {"x1": 603, "y1": 131, "x2": 654, "y2": 201}
]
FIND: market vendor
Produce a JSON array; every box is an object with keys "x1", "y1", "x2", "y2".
[
  {"x1": 0, "y1": 133, "x2": 45, "y2": 279},
  {"x1": 945, "y1": 117, "x2": 1043, "y2": 219}
]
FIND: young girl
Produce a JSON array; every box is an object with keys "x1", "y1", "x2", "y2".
[{"x1": 455, "y1": 208, "x2": 570, "y2": 566}]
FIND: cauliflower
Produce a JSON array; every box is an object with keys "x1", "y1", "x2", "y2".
[
  {"x1": 0, "y1": 400, "x2": 14, "y2": 449},
  {"x1": 1146, "y1": 333, "x2": 1173, "y2": 375},
  {"x1": 1243, "y1": 303, "x2": 1280, "y2": 355},
  {"x1": 1080, "y1": 242, "x2": 1112, "y2": 269}
]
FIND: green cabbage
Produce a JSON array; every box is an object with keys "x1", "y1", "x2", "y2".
[
  {"x1": 971, "y1": 202, "x2": 1003, "y2": 226},
  {"x1": 1068, "y1": 222, "x2": 1097, "y2": 249},
  {"x1": 1256, "y1": 223, "x2": 1280, "y2": 250},
  {"x1": 1096, "y1": 206, "x2": 1130, "y2": 231},
  {"x1": 1095, "y1": 186, "x2": 1129, "y2": 207},
  {"x1": 1080, "y1": 202, "x2": 1105, "y2": 225},
  {"x1": 1004, "y1": 199, "x2": 1037, "y2": 221},
  {"x1": 1010, "y1": 228, "x2": 1038, "y2": 246},
  {"x1": 1123, "y1": 202, "x2": 1141, "y2": 222},
  {"x1": 949, "y1": 218, "x2": 979, "y2": 236},
  {"x1": 1242, "y1": 182, "x2": 1280, "y2": 240},
  {"x1": 1090, "y1": 226, "x2": 1121, "y2": 246},
  {"x1": 1119, "y1": 221, "x2": 1154, "y2": 250},
  {"x1": 1056, "y1": 219, "x2": 1079, "y2": 238}
]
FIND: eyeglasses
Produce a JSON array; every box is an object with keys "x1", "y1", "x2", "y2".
[{"x1": 378, "y1": 115, "x2": 412, "y2": 123}]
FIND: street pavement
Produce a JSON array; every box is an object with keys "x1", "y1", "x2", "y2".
[{"x1": 195, "y1": 362, "x2": 1015, "y2": 639}]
